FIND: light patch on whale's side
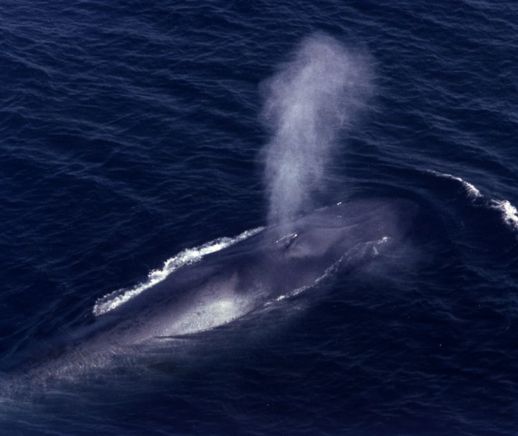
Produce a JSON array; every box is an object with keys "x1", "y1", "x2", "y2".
[{"x1": 155, "y1": 272, "x2": 256, "y2": 337}]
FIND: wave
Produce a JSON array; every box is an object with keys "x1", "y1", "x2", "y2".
[
  {"x1": 489, "y1": 199, "x2": 518, "y2": 231},
  {"x1": 426, "y1": 170, "x2": 482, "y2": 199},
  {"x1": 428, "y1": 170, "x2": 518, "y2": 233},
  {"x1": 93, "y1": 227, "x2": 265, "y2": 317}
]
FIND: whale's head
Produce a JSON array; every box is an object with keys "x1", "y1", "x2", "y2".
[{"x1": 269, "y1": 198, "x2": 417, "y2": 262}]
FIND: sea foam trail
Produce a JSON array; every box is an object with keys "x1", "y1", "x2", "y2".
[
  {"x1": 93, "y1": 227, "x2": 264, "y2": 316},
  {"x1": 261, "y1": 33, "x2": 373, "y2": 234},
  {"x1": 428, "y1": 170, "x2": 518, "y2": 232}
]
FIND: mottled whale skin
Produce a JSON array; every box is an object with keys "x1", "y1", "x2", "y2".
[{"x1": 12, "y1": 198, "x2": 417, "y2": 380}]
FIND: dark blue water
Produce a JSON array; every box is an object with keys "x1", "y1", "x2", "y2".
[{"x1": 1, "y1": 1, "x2": 518, "y2": 434}]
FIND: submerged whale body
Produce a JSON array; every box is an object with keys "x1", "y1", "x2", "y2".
[
  {"x1": 9, "y1": 198, "x2": 416, "y2": 382},
  {"x1": 85, "y1": 198, "x2": 415, "y2": 342}
]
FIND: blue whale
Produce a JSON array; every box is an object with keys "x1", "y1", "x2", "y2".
[{"x1": 5, "y1": 197, "x2": 417, "y2": 385}]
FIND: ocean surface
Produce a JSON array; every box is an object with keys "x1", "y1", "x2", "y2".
[{"x1": 1, "y1": 1, "x2": 518, "y2": 435}]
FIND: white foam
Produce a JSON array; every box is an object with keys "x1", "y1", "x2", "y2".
[
  {"x1": 490, "y1": 200, "x2": 518, "y2": 230},
  {"x1": 427, "y1": 170, "x2": 482, "y2": 199},
  {"x1": 428, "y1": 169, "x2": 518, "y2": 233},
  {"x1": 93, "y1": 227, "x2": 264, "y2": 317}
]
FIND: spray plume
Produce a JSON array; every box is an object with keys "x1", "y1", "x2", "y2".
[{"x1": 261, "y1": 33, "x2": 373, "y2": 235}]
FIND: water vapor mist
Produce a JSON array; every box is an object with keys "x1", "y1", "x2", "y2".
[{"x1": 261, "y1": 33, "x2": 373, "y2": 234}]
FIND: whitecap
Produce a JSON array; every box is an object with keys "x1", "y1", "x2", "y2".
[
  {"x1": 489, "y1": 199, "x2": 518, "y2": 231},
  {"x1": 427, "y1": 170, "x2": 482, "y2": 199},
  {"x1": 427, "y1": 169, "x2": 518, "y2": 233}
]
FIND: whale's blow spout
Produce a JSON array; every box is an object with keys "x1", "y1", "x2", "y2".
[{"x1": 261, "y1": 33, "x2": 373, "y2": 236}]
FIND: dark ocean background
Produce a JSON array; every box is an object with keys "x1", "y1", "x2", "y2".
[{"x1": 1, "y1": 0, "x2": 518, "y2": 435}]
